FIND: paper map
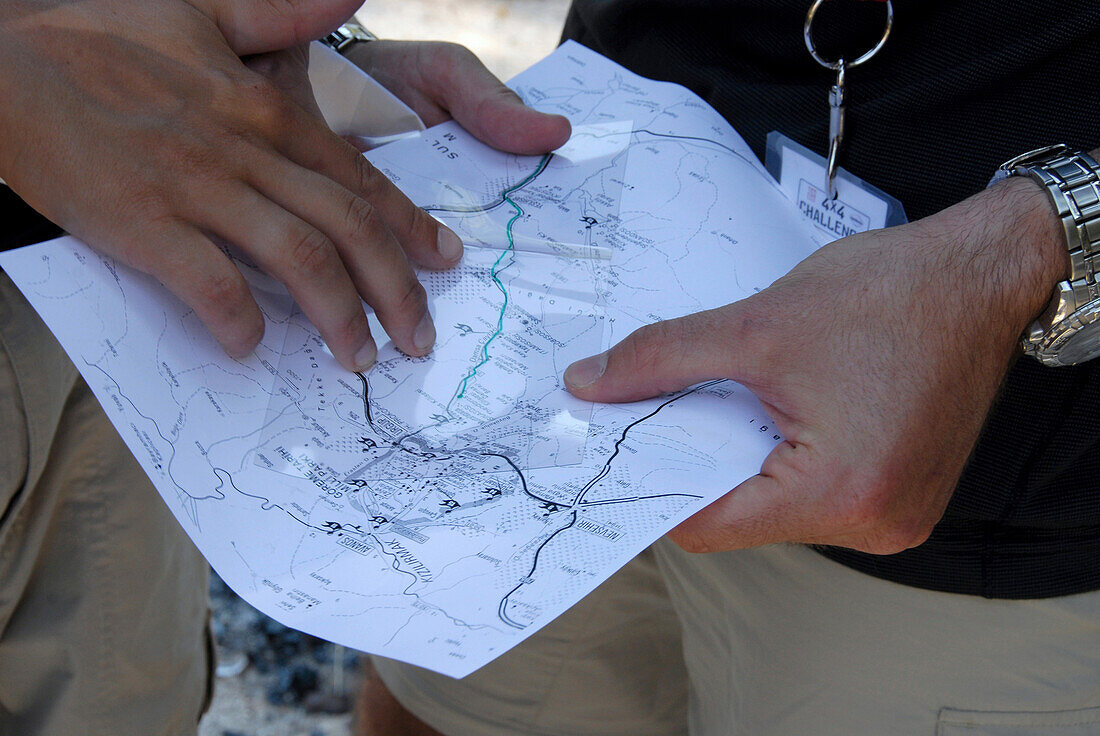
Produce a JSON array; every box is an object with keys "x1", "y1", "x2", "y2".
[{"x1": 0, "y1": 42, "x2": 819, "y2": 677}]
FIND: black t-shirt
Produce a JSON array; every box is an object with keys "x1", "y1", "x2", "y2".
[{"x1": 563, "y1": 0, "x2": 1100, "y2": 598}]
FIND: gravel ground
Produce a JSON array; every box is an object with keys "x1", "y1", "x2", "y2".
[
  {"x1": 199, "y1": 572, "x2": 360, "y2": 736},
  {"x1": 198, "y1": 3, "x2": 569, "y2": 735}
]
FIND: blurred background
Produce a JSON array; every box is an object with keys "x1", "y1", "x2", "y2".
[
  {"x1": 198, "y1": 2, "x2": 569, "y2": 735},
  {"x1": 356, "y1": 0, "x2": 570, "y2": 80}
]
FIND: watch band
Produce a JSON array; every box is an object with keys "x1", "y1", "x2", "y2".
[
  {"x1": 321, "y1": 21, "x2": 378, "y2": 55},
  {"x1": 992, "y1": 144, "x2": 1100, "y2": 365}
]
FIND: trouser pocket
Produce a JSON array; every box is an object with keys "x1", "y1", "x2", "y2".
[{"x1": 938, "y1": 706, "x2": 1100, "y2": 735}]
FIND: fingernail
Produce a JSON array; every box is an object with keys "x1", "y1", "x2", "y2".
[
  {"x1": 438, "y1": 229, "x2": 463, "y2": 262},
  {"x1": 564, "y1": 351, "x2": 608, "y2": 389},
  {"x1": 413, "y1": 312, "x2": 436, "y2": 353},
  {"x1": 353, "y1": 340, "x2": 377, "y2": 372}
]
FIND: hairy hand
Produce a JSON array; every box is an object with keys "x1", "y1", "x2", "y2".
[{"x1": 564, "y1": 178, "x2": 1067, "y2": 554}]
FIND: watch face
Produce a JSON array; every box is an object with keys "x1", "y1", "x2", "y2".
[{"x1": 1045, "y1": 310, "x2": 1100, "y2": 366}]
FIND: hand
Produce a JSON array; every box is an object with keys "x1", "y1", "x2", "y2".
[
  {"x1": 0, "y1": 1, "x2": 565, "y2": 371},
  {"x1": 242, "y1": 44, "x2": 326, "y2": 124},
  {"x1": 564, "y1": 177, "x2": 1068, "y2": 554},
  {"x1": 341, "y1": 40, "x2": 571, "y2": 155}
]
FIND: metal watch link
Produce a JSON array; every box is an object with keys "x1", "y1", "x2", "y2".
[
  {"x1": 991, "y1": 144, "x2": 1100, "y2": 366},
  {"x1": 321, "y1": 20, "x2": 378, "y2": 55}
]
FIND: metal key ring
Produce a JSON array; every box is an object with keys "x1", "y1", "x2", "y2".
[{"x1": 804, "y1": 0, "x2": 893, "y2": 71}]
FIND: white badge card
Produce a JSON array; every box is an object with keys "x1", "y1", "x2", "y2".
[{"x1": 765, "y1": 131, "x2": 906, "y2": 244}]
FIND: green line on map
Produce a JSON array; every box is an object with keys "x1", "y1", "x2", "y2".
[{"x1": 455, "y1": 154, "x2": 551, "y2": 400}]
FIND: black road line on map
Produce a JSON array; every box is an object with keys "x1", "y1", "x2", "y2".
[
  {"x1": 480, "y1": 452, "x2": 559, "y2": 506},
  {"x1": 573, "y1": 379, "x2": 725, "y2": 506},
  {"x1": 579, "y1": 491, "x2": 702, "y2": 507},
  {"x1": 354, "y1": 372, "x2": 456, "y2": 467},
  {"x1": 497, "y1": 510, "x2": 578, "y2": 629}
]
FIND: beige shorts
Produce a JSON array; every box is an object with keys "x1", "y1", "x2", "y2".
[
  {"x1": 0, "y1": 271, "x2": 211, "y2": 736},
  {"x1": 376, "y1": 538, "x2": 1100, "y2": 735}
]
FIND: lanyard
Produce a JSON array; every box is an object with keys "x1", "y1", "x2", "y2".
[{"x1": 803, "y1": 0, "x2": 894, "y2": 198}]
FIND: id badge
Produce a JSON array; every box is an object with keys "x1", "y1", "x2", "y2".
[{"x1": 765, "y1": 131, "x2": 906, "y2": 244}]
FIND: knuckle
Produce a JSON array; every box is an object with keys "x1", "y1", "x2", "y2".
[
  {"x1": 620, "y1": 318, "x2": 704, "y2": 386},
  {"x1": 169, "y1": 138, "x2": 225, "y2": 181},
  {"x1": 115, "y1": 210, "x2": 175, "y2": 273},
  {"x1": 285, "y1": 227, "x2": 334, "y2": 278},
  {"x1": 882, "y1": 517, "x2": 934, "y2": 552},
  {"x1": 395, "y1": 277, "x2": 429, "y2": 318},
  {"x1": 405, "y1": 202, "x2": 429, "y2": 242},
  {"x1": 725, "y1": 303, "x2": 758, "y2": 343},
  {"x1": 239, "y1": 77, "x2": 290, "y2": 133},
  {"x1": 420, "y1": 42, "x2": 482, "y2": 96},
  {"x1": 353, "y1": 156, "x2": 385, "y2": 198},
  {"x1": 822, "y1": 461, "x2": 938, "y2": 554},
  {"x1": 489, "y1": 81, "x2": 524, "y2": 106},
  {"x1": 900, "y1": 522, "x2": 934, "y2": 549},
  {"x1": 429, "y1": 41, "x2": 475, "y2": 68},
  {"x1": 343, "y1": 197, "x2": 383, "y2": 238},
  {"x1": 721, "y1": 300, "x2": 771, "y2": 364},
  {"x1": 118, "y1": 191, "x2": 168, "y2": 239},
  {"x1": 202, "y1": 65, "x2": 241, "y2": 110},
  {"x1": 623, "y1": 321, "x2": 674, "y2": 370},
  {"x1": 857, "y1": 523, "x2": 932, "y2": 555}
]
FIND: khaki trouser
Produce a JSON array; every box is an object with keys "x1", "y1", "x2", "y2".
[
  {"x1": 0, "y1": 271, "x2": 211, "y2": 735},
  {"x1": 374, "y1": 544, "x2": 690, "y2": 736},
  {"x1": 377, "y1": 539, "x2": 1100, "y2": 735}
]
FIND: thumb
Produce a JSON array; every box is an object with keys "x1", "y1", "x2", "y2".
[
  {"x1": 413, "y1": 43, "x2": 571, "y2": 154},
  {"x1": 441, "y1": 59, "x2": 571, "y2": 154},
  {"x1": 564, "y1": 306, "x2": 756, "y2": 403},
  {"x1": 192, "y1": 0, "x2": 364, "y2": 55}
]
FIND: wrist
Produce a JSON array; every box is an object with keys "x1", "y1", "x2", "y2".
[
  {"x1": 923, "y1": 170, "x2": 1070, "y2": 342},
  {"x1": 341, "y1": 36, "x2": 391, "y2": 73},
  {"x1": 986, "y1": 173, "x2": 1070, "y2": 300}
]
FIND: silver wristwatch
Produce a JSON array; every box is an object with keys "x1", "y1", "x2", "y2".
[
  {"x1": 321, "y1": 21, "x2": 378, "y2": 55},
  {"x1": 991, "y1": 144, "x2": 1100, "y2": 366}
]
